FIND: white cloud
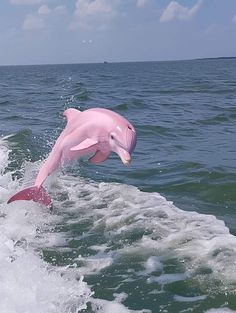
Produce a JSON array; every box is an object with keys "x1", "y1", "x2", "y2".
[
  {"x1": 160, "y1": 0, "x2": 203, "y2": 23},
  {"x1": 22, "y1": 4, "x2": 67, "y2": 31},
  {"x1": 23, "y1": 14, "x2": 44, "y2": 30},
  {"x1": 38, "y1": 4, "x2": 67, "y2": 16},
  {"x1": 136, "y1": 0, "x2": 149, "y2": 8},
  {"x1": 9, "y1": 0, "x2": 41, "y2": 4},
  {"x1": 38, "y1": 4, "x2": 51, "y2": 15},
  {"x1": 54, "y1": 5, "x2": 67, "y2": 15},
  {"x1": 73, "y1": 0, "x2": 118, "y2": 29},
  {"x1": 75, "y1": 0, "x2": 114, "y2": 18}
]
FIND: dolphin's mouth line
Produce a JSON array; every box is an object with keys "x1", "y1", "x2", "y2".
[
  {"x1": 114, "y1": 139, "x2": 128, "y2": 152},
  {"x1": 113, "y1": 139, "x2": 131, "y2": 165}
]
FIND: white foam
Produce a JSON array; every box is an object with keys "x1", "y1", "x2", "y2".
[
  {"x1": 174, "y1": 294, "x2": 207, "y2": 302},
  {"x1": 205, "y1": 309, "x2": 236, "y2": 313},
  {"x1": 91, "y1": 298, "x2": 151, "y2": 313},
  {"x1": 75, "y1": 252, "x2": 113, "y2": 276},
  {"x1": 2, "y1": 135, "x2": 236, "y2": 312},
  {"x1": 54, "y1": 172, "x2": 236, "y2": 295},
  {"x1": 0, "y1": 138, "x2": 153, "y2": 313},
  {"x1": 0, "y1": 139, "x2": 92, "y2": 313},
  {"x1": 0, "y1": 140, "x2": 9, "y2": 174},
  {"x1": 144, "y1": 256, "x2": 163, "y2": 273},
  {"x1": 147, "y1": 273, "x2": 186, "y2": 284}
]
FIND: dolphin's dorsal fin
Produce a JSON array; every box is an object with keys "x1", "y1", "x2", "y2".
[
  {"x1": 89, "y1": 150, "x2": 111, "y2": 164},
  {"x1": 70, "y1": 138, "x2": 98, "y2": 151},
  {"x1": 63, "y1": 108, "x2": 81, "y2": 123}
]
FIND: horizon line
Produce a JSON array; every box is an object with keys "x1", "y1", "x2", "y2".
[{"x1": 0, "y1": 56, "x2": 236, "y2": 67}]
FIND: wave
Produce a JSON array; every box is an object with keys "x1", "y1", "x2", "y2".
[
  {"x1": 0, "y1": 137, "x2": 155, "y2": 313},
  {"x1": 1, "y1": 136, "x2": 236, "y2": 312},
  {"x1": 0, "y1": 137, "x2": 92, "y2": 313},
  {"x1": 53, "y1": 175, "x2": 236, "y2": 291}
]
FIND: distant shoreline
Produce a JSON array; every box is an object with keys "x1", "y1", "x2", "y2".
[
  {"x1": 0, "y1": 56, "x2": 236, "y2": 67},
  {"x1": 196, "y1": 56, "x2": 236, "y2": 60}
]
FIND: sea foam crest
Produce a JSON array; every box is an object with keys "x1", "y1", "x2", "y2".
[
  {"x1": 54, "y1": 168, "x2": 236, "y2": 296},
  {"x1": 0, "y1": 138, "x2": 91, "y2": 313},
  {"x1": 2, "y1": 136, "x2": 236, "y2": 312},
  {"x1": 0, "y1": 137, "x2": 153, "y2": 313}
]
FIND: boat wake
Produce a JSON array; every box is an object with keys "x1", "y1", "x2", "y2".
[{"x1": 1, "y1": 136, "x2": 236, "y2": 312}]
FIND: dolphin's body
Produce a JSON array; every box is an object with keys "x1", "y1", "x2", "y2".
[{"x1": 8, "y1": 108, "x2": 137, "y2": 207}]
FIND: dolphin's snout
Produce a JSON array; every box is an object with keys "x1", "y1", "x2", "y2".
[
  {"x1": 115, "y1": 125, "x2": 136, "y2": 165},
  {"x1": 122, "y1": 159, "x2": 131, "y2": 166},
  {"x1": 116, "y1": 146, "x2": 131, "y2": 165}
]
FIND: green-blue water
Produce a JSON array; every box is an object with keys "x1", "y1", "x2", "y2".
[{"x1": 0, "y1": 60, "x2": 236, "y2": 313}]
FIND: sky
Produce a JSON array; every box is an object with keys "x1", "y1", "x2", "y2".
[{"x1": 0, "y1": 0, "x2": 236, "y2": 65}]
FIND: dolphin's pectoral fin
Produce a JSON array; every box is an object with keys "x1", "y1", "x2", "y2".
[
  {"x1": 70, "y1": 138, "x2": 98, "y2": 151},
  {"x1": 89, "y1": 150, "x2": 111, "y2": 164},
  {"x1": 63, "y1": 108, "x2": 81, "y2": 123}
]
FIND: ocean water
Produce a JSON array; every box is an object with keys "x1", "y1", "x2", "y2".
[{"x1": 0, "y1": 59, "x2": 236, "y2": 312}]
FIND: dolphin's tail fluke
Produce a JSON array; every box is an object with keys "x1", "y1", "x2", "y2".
[{"x1": 7, "y1": 186, "x2": 52, "y2": 208}]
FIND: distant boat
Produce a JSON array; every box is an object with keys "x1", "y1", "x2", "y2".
[{"x1": 104, "y1": 61, "x2": 108, "y2": 64}]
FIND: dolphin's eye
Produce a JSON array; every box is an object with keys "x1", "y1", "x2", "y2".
[
  {"x1": 111, "y1": 135, "x2": 115, "y2": 140},
  {"x1": 128, "y1": 125, "x2": 132, "y2": 130}
]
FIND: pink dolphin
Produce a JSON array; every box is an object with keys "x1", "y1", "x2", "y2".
[{"x1": 7, "y1": 108, "x2": 137, "y2": 207}]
